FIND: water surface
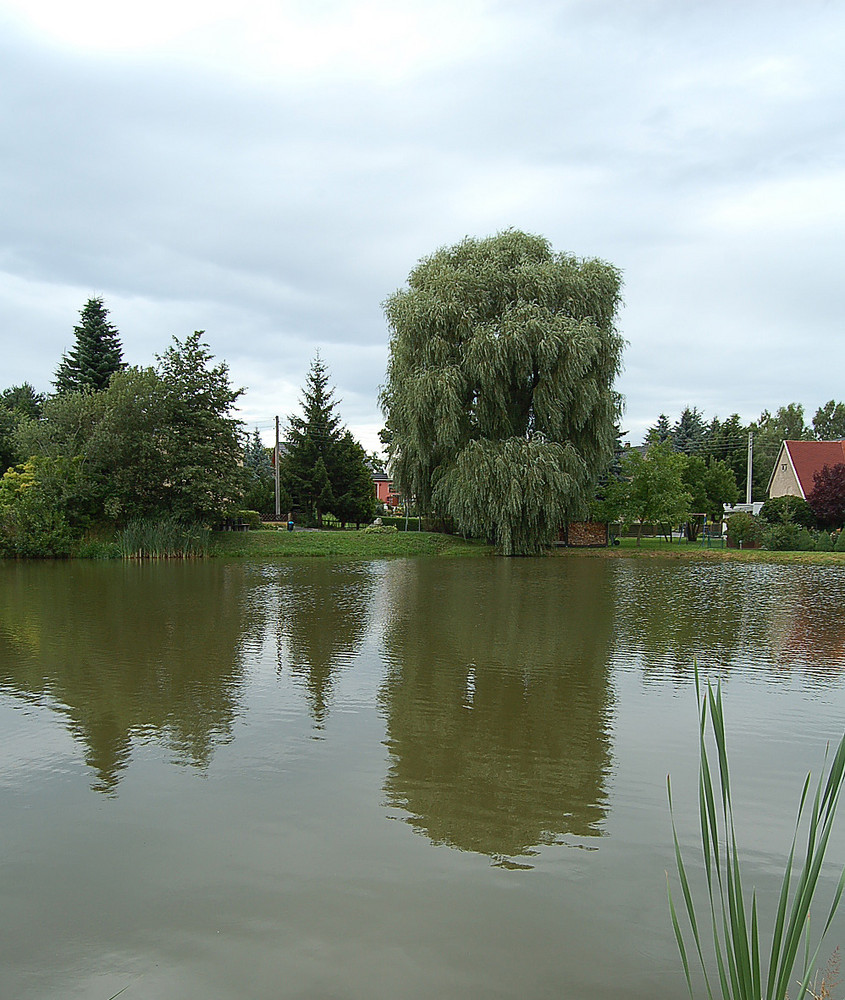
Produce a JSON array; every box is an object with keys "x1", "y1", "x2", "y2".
[{"x1": 1, "y1": 557, "x2": 844, "y2": 999}]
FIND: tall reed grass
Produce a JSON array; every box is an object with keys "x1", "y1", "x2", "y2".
[
  {"x1": 118, "y1": 517, "x2": 209, "y2": 559},
  {"x1": 668, "y1": 668, "x2": 845, "y2": 1000}
]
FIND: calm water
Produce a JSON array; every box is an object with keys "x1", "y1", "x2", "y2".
[{"x1": 1, "y1": 557, "x2": 844, "y2": 999}]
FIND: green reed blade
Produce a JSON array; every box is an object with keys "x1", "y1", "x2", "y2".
[{"x1": 669, "y1": 670, "x2": 845, "y2": 1000}]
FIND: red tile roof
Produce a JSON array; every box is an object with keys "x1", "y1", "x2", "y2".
[{"x1": 784, "y1": 440, "x2": 845, "y2": 497}]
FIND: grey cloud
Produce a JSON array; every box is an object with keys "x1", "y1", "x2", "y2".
[{"x1": 1, "y1": 1, "x2": 844, "y2": 451}]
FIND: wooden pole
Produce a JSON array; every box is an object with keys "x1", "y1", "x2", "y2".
[
  {"x1": 275, "y1": 415, "x2": 281, "y2": 520},
  {"x1": 746, "y1": 431, "x2": 753, "y2": 505}
]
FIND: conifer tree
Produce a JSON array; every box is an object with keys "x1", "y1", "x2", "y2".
[
  {"x1": 243, "y1": 428, "x2": 277, "y2": 517},
  {"x1": 283, "y1": 354, "x2": 342, "y2": 527},
  {"x1": 646, "y1": 414, "x2": 672, "y2": 446},
  {"x1": 283, "y1": 354, "x2": 374, "y2": 528},
  {"x1": 671, "y1": 406, "x2": 706, "y2": 454},
  {"x1": 54, "y1": 297, "x2": 125, "y2": 394},
  {"x1": 381, "y1": 229, "x2": 624, "y2": 555}
]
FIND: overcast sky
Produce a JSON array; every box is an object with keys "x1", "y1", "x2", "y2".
[{"x1": 2, "y1": 0, "x2": 843, "y2": 450}]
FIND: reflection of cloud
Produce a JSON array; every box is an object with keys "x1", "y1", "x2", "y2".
[
  {"x1": 0, "y1": 561, "x2": 258, "y2": 792},
  {"x1": 379, "y1": 559, "x2": 615, "y2": 863}
]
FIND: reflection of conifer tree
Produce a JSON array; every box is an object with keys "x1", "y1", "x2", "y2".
[
  {"x1": 275, "y1": 562, "x2": 376, "y2": 726},
  {"x1": 0, "y1": 562, "x2": 262, "y2": 792},
  {"x1": 379, "y1": 559, "x2": 616, "y2": 861}
]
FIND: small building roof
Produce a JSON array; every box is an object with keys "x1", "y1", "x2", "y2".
[
  {"x1": 372, "y1": 470, "x2": 392, "y2": 481},
  {"x1": 770, "y1": 440, "x2": 845, "y2": 498}
]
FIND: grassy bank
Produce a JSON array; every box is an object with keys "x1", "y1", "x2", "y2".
[
  {"x1": 554, "y1": 537, "x2": 845, "y2": 564},
  {"x1": 208, "y1": 530, "x2": 845, "y2": 562},
  {"x1": 209, "y1": 528, "x2": 492, "y2": 558}
]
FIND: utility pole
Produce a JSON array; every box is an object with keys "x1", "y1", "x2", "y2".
[
  {"x1": 746, "y1": 431, "x2": 753, "y2": 505},
  {"x1": 275, "y1": 415, "x2": 281, "y2": 520}
]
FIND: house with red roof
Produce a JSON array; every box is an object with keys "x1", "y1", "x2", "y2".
[
  {"x1": 373, "y1": 470, "x2": 401, "y2": 508},
  {"x1": 767, "y1": 440, "x2": 845, "y2": 499}
]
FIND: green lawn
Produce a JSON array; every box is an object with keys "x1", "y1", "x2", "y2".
[
  {"x1": 209, "y1": 528, "x2": 492, "y2": 559},
  {"x1": 209, "y1": 528, "x2": 845, "y2": 563},
  {"x1": 554, "y1": 536, "x2": 845, "y2": 563}
]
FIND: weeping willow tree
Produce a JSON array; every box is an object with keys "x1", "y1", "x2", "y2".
[{"x1": 380, "y1": 229, "x2": 625, "y2": 555}]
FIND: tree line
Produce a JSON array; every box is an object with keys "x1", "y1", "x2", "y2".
[
  {"x1": 5, "y1": 231, "x2": 843, "y2": 558},
  {"x1": 588, "y1": 403, "x2": 845, "y2": 545},
  {"x1": 0, "y1": 298, "x2": 375, "y2": 556},
  {"x1": 642, "y1": 402, "x2": 845, "y2": 501}
]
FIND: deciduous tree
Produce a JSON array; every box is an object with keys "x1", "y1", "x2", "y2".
[
  {"x1": 0, "y1": 383, "x2": 46, "y2": 475},
  {"x1": 749, "y1": 404, "x2": 810, "y2": 500},
  {"x1": 808, "y1": 463, "x2": 845, "y2": 528},
  {"x1": 154, "y1": 331, "x2": 245, "y2": 522},
  {"x1": 812, "y1": 400, "x2": 845, "y2": 440},
  {"x1": 333, "y1": 432, "x2": 378, "y2": 528},
  {"x1": 681, "y1": 455, "x2": 739, "y2": 540},
  {"x1": 15, "y1": 333, "x2": 245, "y2": 530},
  {"x1": 381, "y1": 229, "x2": 624, "y2": 555},
  {"x1": 620, "y1": 443, "x2": 690, "y2": 544}
]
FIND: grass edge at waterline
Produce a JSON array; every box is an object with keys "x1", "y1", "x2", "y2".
[
  {"x1": 208, "y1": 528, "x2": 492, "y2": 558},
  {"x1": 668, "y1": 667, "x2": 845, "y2": 1000}
]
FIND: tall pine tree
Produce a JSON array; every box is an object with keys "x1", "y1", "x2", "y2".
[
  {"x1": 54, "y1": 297, "x2": 125, "y2": 394},
  {"x1": 283, "y1": 355, "x2": 375, "y2": 528}
]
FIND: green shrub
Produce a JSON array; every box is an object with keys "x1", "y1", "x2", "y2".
[
  {"x1": 75, "y1": 537, "x2": 121, "y2": 559},
  {"x1": 836, "y1": 529, "x2": 845, "y2": 552},
  {"x1": 759, "y1": 495, "x2": 817, "y2": 528},
  {"x1": 0, "y1": 459, "x2": 78, "y2": 558},
  {"x1": 362, "y1": 523, "x2": 398, "y2": 534},
  {"x1": 380, "y1": 515, "x2": 421, "y2": 531},
  {"x1": 764, "y1": 523, "x2": 800, "y2": 551},
  {"x1": 238, "y1": 509, "x2": 261, "y2": 530},
  {"x1": 814, "y1": 531, "x2": 834, "y2": 552},
  {"x1": 726, "y1": 512, "x2": 762, "y2": 548}
]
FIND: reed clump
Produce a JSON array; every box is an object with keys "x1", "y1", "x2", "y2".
[
  {"x1": 668, "y1": 668, "x2": 845, "y2": 1000},
  {"x1": 118, "y1": 517, "x2": 210, "y2": 559}
]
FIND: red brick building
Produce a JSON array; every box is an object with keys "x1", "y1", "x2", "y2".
[{"x1": 373, "y1": 471, "x2": 401, "y2": 508}]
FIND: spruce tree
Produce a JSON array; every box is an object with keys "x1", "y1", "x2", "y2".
[
  {"x1": 283, "y1": 354, "x2": 343, "y2": 527},
  {"x1": 283, "y1": 355, "x2": 375, "y2": 528},
  {"x1": 646, "y1": 413, "x2": 672, "y2": 446},
  {"x1": 243, "y1": 428, "x2": 277, "y2": 517},
  {"x1": 671, "y1": 406, "x2": 706, "y2": 454},
  {"x1": 54, "y1": 297, "x2": 125, "y2": 394}
]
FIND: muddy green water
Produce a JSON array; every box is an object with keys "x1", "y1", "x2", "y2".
[{"x1": 1, "y1": 557, "x2": 844, "y2": 999}]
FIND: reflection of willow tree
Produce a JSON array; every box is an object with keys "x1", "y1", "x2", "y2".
[
  {"x1": 0, "y1": 561, "x2": 258, "y2": 792},
  {"x1": 379, "y1": 559, "x2": 615, "y2": 860},
  {"x1": 612, "y1": 562, "x2": 748, "y2": 676},
  {"x1": 275, "y1": 561, "x2": 376, "y2": 726}
]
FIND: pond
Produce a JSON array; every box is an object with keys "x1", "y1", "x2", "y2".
[{"x1": 1, "y1": 557, "x2": 844, "y2": 999}]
